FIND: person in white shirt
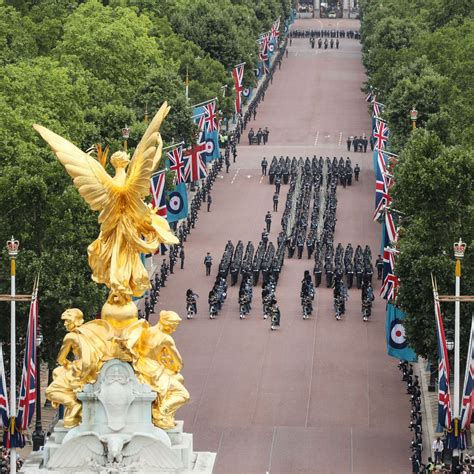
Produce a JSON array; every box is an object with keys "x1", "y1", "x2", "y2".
[{"x1": 432, "y1": 437, "x2": 444, "y2": 464}]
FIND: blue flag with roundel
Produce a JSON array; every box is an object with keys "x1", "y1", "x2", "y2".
[
  {"x1": 166, "y1": 182, "x2": 188, "y2": 223},
  {"x1": 386, "y1": 303, "x2": 417, "y2": 362}
]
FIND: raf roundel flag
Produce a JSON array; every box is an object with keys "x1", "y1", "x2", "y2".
[
  {"x1": 166, "y1": 182, "x2": 188, "y2": 223},
  {"x1": 385, "y1": 303, "x2": 417, "y2": 362}
]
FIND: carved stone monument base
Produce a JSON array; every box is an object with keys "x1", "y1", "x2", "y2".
[{"x1": 20, "y1": 360, "x2": 215, "y2": 473}]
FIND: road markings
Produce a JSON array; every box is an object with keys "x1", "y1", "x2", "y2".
[
  {"x1": 338, "y1": 132, "x2": 342, "y2": 146},
  {"x1": 230, "y1": 168, "x2": 240, "y2": 184},
  {"x1": 314, "y1": 131, "x2": 319, "y2": 146}
]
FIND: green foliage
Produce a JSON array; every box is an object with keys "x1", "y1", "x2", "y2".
[
  {"x1": 360, "y1": 0, "x2": 474, "y2": 361},
  {"x1": 0, "y1": 0, "x2": 288, "y2": 367}
]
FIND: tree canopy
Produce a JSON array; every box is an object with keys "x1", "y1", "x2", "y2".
[
  {"x1": 360, "y1": 0, "x2": 473, "y2": 360},
  {"x1": 0, "y1": 0, "x2": 290, "y2": 367}
]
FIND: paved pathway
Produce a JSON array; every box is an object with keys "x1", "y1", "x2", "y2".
[{"x1": 153, "y1": 18, "x2": 411, "y2": 474}]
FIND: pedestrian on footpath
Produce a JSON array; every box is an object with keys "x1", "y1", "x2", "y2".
[
  {"x1": 207, "y1": 194, "x2": 212, "y2": 212},
  {"x1": 204, "y1": 252, "x2": 213, "y2": 276},
  {"x1": 273, "y1": 192, "x2": 279, "y2": 212},
  {"x1": 261, "y1": 157, "x2": 268, "y2": 176},
  {"x1": 432, "y1": 437, "x2": 444, "y2": 464}
]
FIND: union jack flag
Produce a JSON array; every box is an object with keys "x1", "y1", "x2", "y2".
[
  {"x1": 0, "y1": 344, "x2": 9, "y2": 432},
  {"x1": 461, "y1": 316, "x2": 474, "y2": 431},
  {"x1": 183, "y1": 139, "x2": 208, "y2": 183},
  {"x1": 167, "y1": 144, "x2": 185, "y2": 185},
  {"x1": 232, "y1": 63, "x2": 245, "y2": 114},
  {"x1": 15, "y1": 290, "x2": 39, "y2": 448},
  {"x1": 271, "y1": 18, "x2": 280, "y2": 43},
  {"x1": 150, "y1": 170, "x2": 167, "y2": 217},
  {"x1": 201, "y1": 101, "x2": 218, "y2": 132},
  {"x1": 385, "y1": 210, "x2": 398, "y2": 245},
  {"x1": 380, "y1": 247, "x2": 399, "y2": 300},
  {"x1": 433, "y1": 287, "x2": 452, "y2": 429},
  {"x1": 373, "y1": 118, "x2": 389, "y2": 150},
  {"x1": 373, "y1": 101, "x2": 384, "y2": 118},
  {"x1": 365, "y1": 91, "x2": 375, "y2": 103},
  {"x1": 373, "y1": 150, "x2": 392, "y2": 221},
  {"x1": 258, "y1": 34, "x2": 270, "y2": 63}
]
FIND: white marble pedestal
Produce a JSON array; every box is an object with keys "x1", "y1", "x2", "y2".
[{"x1": 20, "y1": 360, "x2": 215, "y2": 473}]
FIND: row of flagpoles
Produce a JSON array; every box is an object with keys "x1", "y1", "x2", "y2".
[
  {"x1": 0, "y1": 253, "x2": 39, "y2": 474},
  {"x1": 150, "y1": 14, "x2": 294, "y2": 228},
  {"x1": 368, "y1": 89, "x2": 474, "y2": 451},
  {"x1": 366, "y1": 91, "x2": 417, "y2": 362}
]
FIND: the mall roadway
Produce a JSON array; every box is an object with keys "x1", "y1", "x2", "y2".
[{"x1": 152, "y1": 19, "x2": 411, "y2": 474}]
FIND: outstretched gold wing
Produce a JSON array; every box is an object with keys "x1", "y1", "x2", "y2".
[
  {"x1": 33, "y1": 125, "x2": 113, "y2": 211},
  {"x1": 125, "y1": 102, "x2": 171, "y2": 200}
]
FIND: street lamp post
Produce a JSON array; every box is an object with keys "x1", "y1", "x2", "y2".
[
  {"x1": 6, "y1": 237, "x2": 19, "y2": 474},
  {"x1": 122, "y1": 125, "x2": 130, "y2": 152},
  {"x1": 32, "y1": 330, "x2": 44, "y2": 451},
  {"x1": 410, "y1": 106, "x2": 418, "y2": 130}
]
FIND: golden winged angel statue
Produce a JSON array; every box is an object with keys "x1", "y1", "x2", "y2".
[
  {"x1": 35, "y1": 104, "x2": 189, "y2": 430},
  {"x1": 34, "y1": 103, "x2": 178, "y2": 309}
]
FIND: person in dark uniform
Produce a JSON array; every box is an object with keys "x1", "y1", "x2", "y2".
[
  {"x1": 354, "y1": 163, "x2": 360, "y2": 181},
  {"x1": 352, "y1": 136, "x2": 358, "y2": 152},
  {"x1": 204, "y1": 252, "x2": 213, "y2": 276},
  {"x1": 265, "y1": 211, "x2": 272, "y2": 232},
  {"x1": 207, "y1": 194, "x2": 212, "y2": 212},
  {"x1": 296, "y1": 234, "x2": 305, "y2": 259},
  {"x1": 225, "y1": 156, "x2": 231, "y2": 173},
  {"x1": 346, "y1": 137, "x2": 351, "y2": 151},
  {"x1": 376, "y1": 254, "x2": 384, "y2": 279},
  {"x1": 261, "y1": 229, "x2": 269, "y2": 248},
  {"x1": 261, "y1": 157, "x2": 268, "y2": 176},
  {"x1": 256, "y1": 128, "x2": 263, "y2": 145},
  {"x1": 362, "y1": 136, "x2": 368, "y2": 152},
  {"x1": 253, "y1": 108, "x2": 257, "y2": 120},
  {"x1": 179, "y1": 247, "x2": 185, "y2": 269},
  {"x1": 144, "y1": 296, "x2": 151, "y2": 321},
  {"x1": 232, "y1": 145, "x2": 237, "y2": 162},
  {"x1": 275, "y1": 175, "x2": 281, "y2": 194},
  {"x1": 273, "y1": 192, "x2": 279, "y2": 212},
  {"x1": 263, "y1": 127, "x2": 269, "y2": 145},
  {"x1": 248, "y1": 128, "x2": 254, "y2": 145}
]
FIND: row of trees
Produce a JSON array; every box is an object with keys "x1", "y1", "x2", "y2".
[
  {"x1": 359, "y1": 0, "x2": 473, "y2": 361},
  {"x1": 0, "y1": 0, "x2": 290, "y2": 367}
]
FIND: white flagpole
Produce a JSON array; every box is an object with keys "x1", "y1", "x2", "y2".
[{"x1": 7, "y1": 237, "x2": 18, "y2": 474}]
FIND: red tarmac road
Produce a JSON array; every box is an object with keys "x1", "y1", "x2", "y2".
[{"x1": 153, "y1": 19, "x2": 410, "y2": 474}]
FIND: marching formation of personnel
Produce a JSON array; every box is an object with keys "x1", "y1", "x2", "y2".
[
  {"x1": 238, "y1": 276, "x2": 253, "y2": 319},
  {"x1": 262, "y1": 277, "x2": 281, "y2": 330},
  {"x1": 235, "y1": 38, "x2": 287, "y2": 141},
  {"x1": 290, "y1": 29, "x2": 360, "y2": 39},
  {"x1": 208, "y1": 276, "x2": 228, "y2": 319}
]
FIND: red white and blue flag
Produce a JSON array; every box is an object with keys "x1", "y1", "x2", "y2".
[
  {"x1": 167, "y1": 144, "x2": 186, "y2": 185},
  {"x1": 271, "y1": 18, "x2": 280, "y2": 44},
  {"x1": 373, "y1": 101, "x2": 384, "y2": 118},
  {"x1": 232, "y1": 63, "x2": 245, "y2": 114},
  {"x1": 150, "y1": 170, "x2": 167, "y2": 217},
  {"x1": 365, "y1": 91, "x2": 375, "y2": 103},
  {"x1": 433, "y1": 287, "x2": 452, "y2": 429},
  {"x1": 258, "y1": 34, "x2": 270, "y2": 64},
  {"x1": 385, "y1": 210, "x2": 398, "y2": 245},
  {"x1": 14, "y1": 290, "x2": 39, "y2": 448},
  {"x1": 380, "y1": 247, "x2": 399, "y2": 300},
  {"x1": 198, "y1": 100, "x2": 219, "y2": 133},
  {"x1": 373, "y1": 118, "x2": 390, "y2": 150},
  {"x1": 373, "y1": 150, "x2": 392, "y2": 221},
  {"x1": 183, "y1": 140, "x2": 208, "y2": 183},
  {"x1": 0, "y1": 344, "x2": 9, "y2": 433},
  {"x1": 461, "y1": 316, "x2": 474, "y2": 431}
]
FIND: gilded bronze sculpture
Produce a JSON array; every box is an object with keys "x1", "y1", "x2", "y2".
[{"x1": 35, "y1": 103, "x2": 189, "y2": 430}]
